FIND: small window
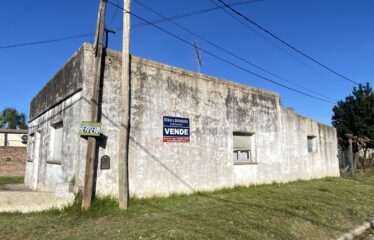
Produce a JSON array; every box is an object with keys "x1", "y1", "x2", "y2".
[
  {"x1": 28, "y1": 133, "x2": 35, "y2": 161},
  {"x1": 307, "y1": 136, "x2": 315, "y2": 153},
  {"x1": 233, "y1": 132, "x2": 256, "y2": 164},
  {"x1": 51, "y1": 122, "x2": 64, "y2": 161}
]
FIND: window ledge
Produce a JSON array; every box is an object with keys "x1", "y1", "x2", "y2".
[
  {"x1": 46, "y1": 160, "x2": 62, "y2": 165},
  {"x1": 26, "y1": 159, "x2": 33, "y2": 162},
  {"x1": 234, "y1": 161, "x2": 258, "y2": 165}
]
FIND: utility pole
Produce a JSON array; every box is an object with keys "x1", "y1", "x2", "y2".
[
  {"x1": 347, "y1": 137, "x2": 354, "y2": 176},
  {"x1": 82, "y1": 0, "x2": 107, "y2": 210},
  {"x1": 118, "y1": 0, "x2": 131, "y2": 209},
  {"x1": 104, "y1": 28, "x2": 116, "y2": 48}
]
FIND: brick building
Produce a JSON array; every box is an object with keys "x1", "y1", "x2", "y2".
[{"x1": 0, "y1": 129, "x2": 28, "y2": 176}]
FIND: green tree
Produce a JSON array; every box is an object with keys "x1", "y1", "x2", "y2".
[
  {"x1": 332, "y1": 82, "x2": 374, "y2": 151},
  {"x1": 0, "y1": 108, "x2": 28, "y2": 129}
]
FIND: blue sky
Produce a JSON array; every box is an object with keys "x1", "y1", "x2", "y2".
[{"x1": 1, "y1": 0, "x2": 373, "y2": 125}]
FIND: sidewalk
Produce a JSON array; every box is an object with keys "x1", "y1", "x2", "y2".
[{"x1": 0, "y1": 184, "x2": 74, "y2": 213}]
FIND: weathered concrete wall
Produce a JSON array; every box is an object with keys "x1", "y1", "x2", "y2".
[
  {"x1": 280, "y1": 108, "x2": 340, "y2": 181},
  {"x1": 26, "y1": 92, "x2": 83, "y2": 191},
  {"x1": 25, "y1": 44, "x2": 124, "y2": 194},
  {"x1": 78, "y1": 47, "x2": 124, "y2": 196},
  {"x1": 25, "y1": 43, "x2": 339, "y2": 198},
  {"x1": 25, "y1": 45, "x2": 87, "y2": 191},
  {"x1": 126, "y1": 55, "x2": 338, "y2": 197}
]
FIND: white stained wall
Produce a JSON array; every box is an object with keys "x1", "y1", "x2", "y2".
[
  {"x1": 25, "y1": 44, "x2": 340, "y2": 198},
  {"x1": 0, "y1": 132, "x2": 27, "y2": 147}
]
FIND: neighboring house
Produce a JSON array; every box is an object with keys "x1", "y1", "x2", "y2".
[
  {"x1": 0, "y1": 128, "x2": 28, "y2": 176},
  {"x1": 24, "y1": 43, "x2": 340, "y2": 197}
]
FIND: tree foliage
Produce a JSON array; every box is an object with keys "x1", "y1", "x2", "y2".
[
  {"x1": 332, "y1": 83, "x2": 374, "y2": 151},
  {"x1": 0, "y1": 108, "x2": 28, "y2": 129}
]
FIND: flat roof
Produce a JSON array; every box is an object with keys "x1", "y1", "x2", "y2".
[{"x1": 0, "y1": 129, "x2": 28, "y2": 134}]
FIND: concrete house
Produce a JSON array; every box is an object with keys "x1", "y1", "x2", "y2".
[{"x1": 25, "y1": 43, "x2": 340, "y2": 197}]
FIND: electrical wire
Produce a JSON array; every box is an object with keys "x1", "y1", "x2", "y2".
[
  {"x1": 207, "y1": 0, "x2": 335, "y2": 81},
  {"x1": 0, "y1": 1, "x2": 338, "y2": 105},
  {"x1": 108, "y1": 0, "x2": 120, "y2": 24},
  {"x1": 133, "y1": 0, "x2": 336, "y2": 102},
  {"x1": 107, "y1": 0, "x2": 335, "y2": 104},
  {"x1": 0, "y1": 33, "x2": 94, "y2": 49},
  {"x1": 132, "y1": 0, "x2": 262, "y2": 29},
  {"x1": 0, "y1": 1, "x2": 259, "y2": 49},
  {"x1": 4, "y1": 0, "x2": 44, "y2": 29},
  {"x1": 215, "y1": 0, "x2": 359, "y2": 85}
]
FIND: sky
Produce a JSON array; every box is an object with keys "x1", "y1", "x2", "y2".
[{"x1": 1, "y1": 0, "x2": 373, "y2": 126}]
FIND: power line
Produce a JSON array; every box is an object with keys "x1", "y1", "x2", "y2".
[
  {"x1": 207, "y1": 0, "x2": 332, "y2": 79},
  {"x1": 0, "y1": 2, "x2": 336, "y2": 104},
  {"x1": 215, "y1": 0, "x2": 359, "y2": 85},
  {"x1": 107, "y1": 0, "x2": 334, "y2": 104},
  {"x1": 131, "y1": 0, "x2": 262, "y2": 29},
  {"x1": 108, "y1": 0, "x2": 120, "y2": 24},
  {"x1": 0, "y1": 1, "x2": 258, "y2": 50},
  {"x1": 0, "y1": 33, "x2": 94, "y2": 50},
  {"x1": 4, "y1": 0, "x2": 44, "y2": 29},
  {"x1": 115, "y1": 0, "x2": 338, "y2": 85},
  {"x1": 133, "y1": 0, "x2": 336, "y2": 102}
]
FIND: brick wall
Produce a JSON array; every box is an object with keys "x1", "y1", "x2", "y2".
[{"x1": 0, "y1": 146, "x2": 26, "y2": 176}]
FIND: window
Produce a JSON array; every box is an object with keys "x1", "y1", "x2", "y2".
[
  {"x1": 307, "y1": 136, "x2": 315, "y2": 153},
  {"x1": 51, "y1": 122, "x2": 63, "y2": 162},
  {"x1": 28, "y1": 133, "x2": 35, "y2": 161},
  {"x1": 233, "y1": 132, "x2": 256, "y2": 164}
]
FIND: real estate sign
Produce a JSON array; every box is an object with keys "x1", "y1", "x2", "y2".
[{"x1": 163, "y1": 116, "x2": 190, "y2": 142}]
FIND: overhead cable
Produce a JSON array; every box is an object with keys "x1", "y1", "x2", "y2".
[
  {"x1": 215, "y1": 0, "x2": 359, "y2": 85},
  {"x1": 107, "y1": 0, "x2": 335, "y2": 104}
]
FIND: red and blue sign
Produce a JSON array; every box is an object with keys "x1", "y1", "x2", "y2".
[{"x1": 163, "y1": 116, "x2": 190, "y2": 142}]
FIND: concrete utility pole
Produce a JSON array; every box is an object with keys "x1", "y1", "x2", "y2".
[
  {"x1": 347, "y1": 137, "x2": 354, "y2": 175},
  {"x1": 118, "y1": 0, "x2": 131, "y2": 209},
  {"x1": 82, "y1": 0, "x2": 107, "y2": 210}
]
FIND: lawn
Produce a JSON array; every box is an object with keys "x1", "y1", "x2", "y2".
[
  {"x1": 0, "y1": 176, "x2": 23, "y2": 190},
  {"x1": 0, "y1": 172, "x2": 374, "y2": 240}
]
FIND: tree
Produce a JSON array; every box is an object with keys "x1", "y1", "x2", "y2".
[
  {"x1": 0, "y1": 108, "x2": 28, "y2": 129},
  {"x1": 332, "y1": 82, "x2": 374, "y2": 151}
]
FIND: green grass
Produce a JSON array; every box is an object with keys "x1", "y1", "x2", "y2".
[
  {"x1": 0, "y1": 176, "x2": 23, "y2": 190},
  {"x1": 1, "y1": 172, "x2": 374, "y2": 240}
]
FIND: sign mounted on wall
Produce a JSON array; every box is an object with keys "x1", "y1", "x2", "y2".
[
  {"x1": 80, "y1": 121, "x2": 102, "y2": 137},
  {"x1": 163, "y1": 116, "x2": 190, "y2": 142}
]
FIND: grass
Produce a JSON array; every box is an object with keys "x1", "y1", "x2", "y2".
[
  {"x1": 0, "y1": 172, "x2": 374, "y2": 240},
  {"x1": 0, "y1": 176, "x2": 23, "y2": 190}
]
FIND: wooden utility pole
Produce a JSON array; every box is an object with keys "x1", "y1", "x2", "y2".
[
  {"x1": 82, "y1": 0, "x2": 107, "y2": 210},
  {"x1": 118, "y1": 0, "x2": 131, "y2": 209}
]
